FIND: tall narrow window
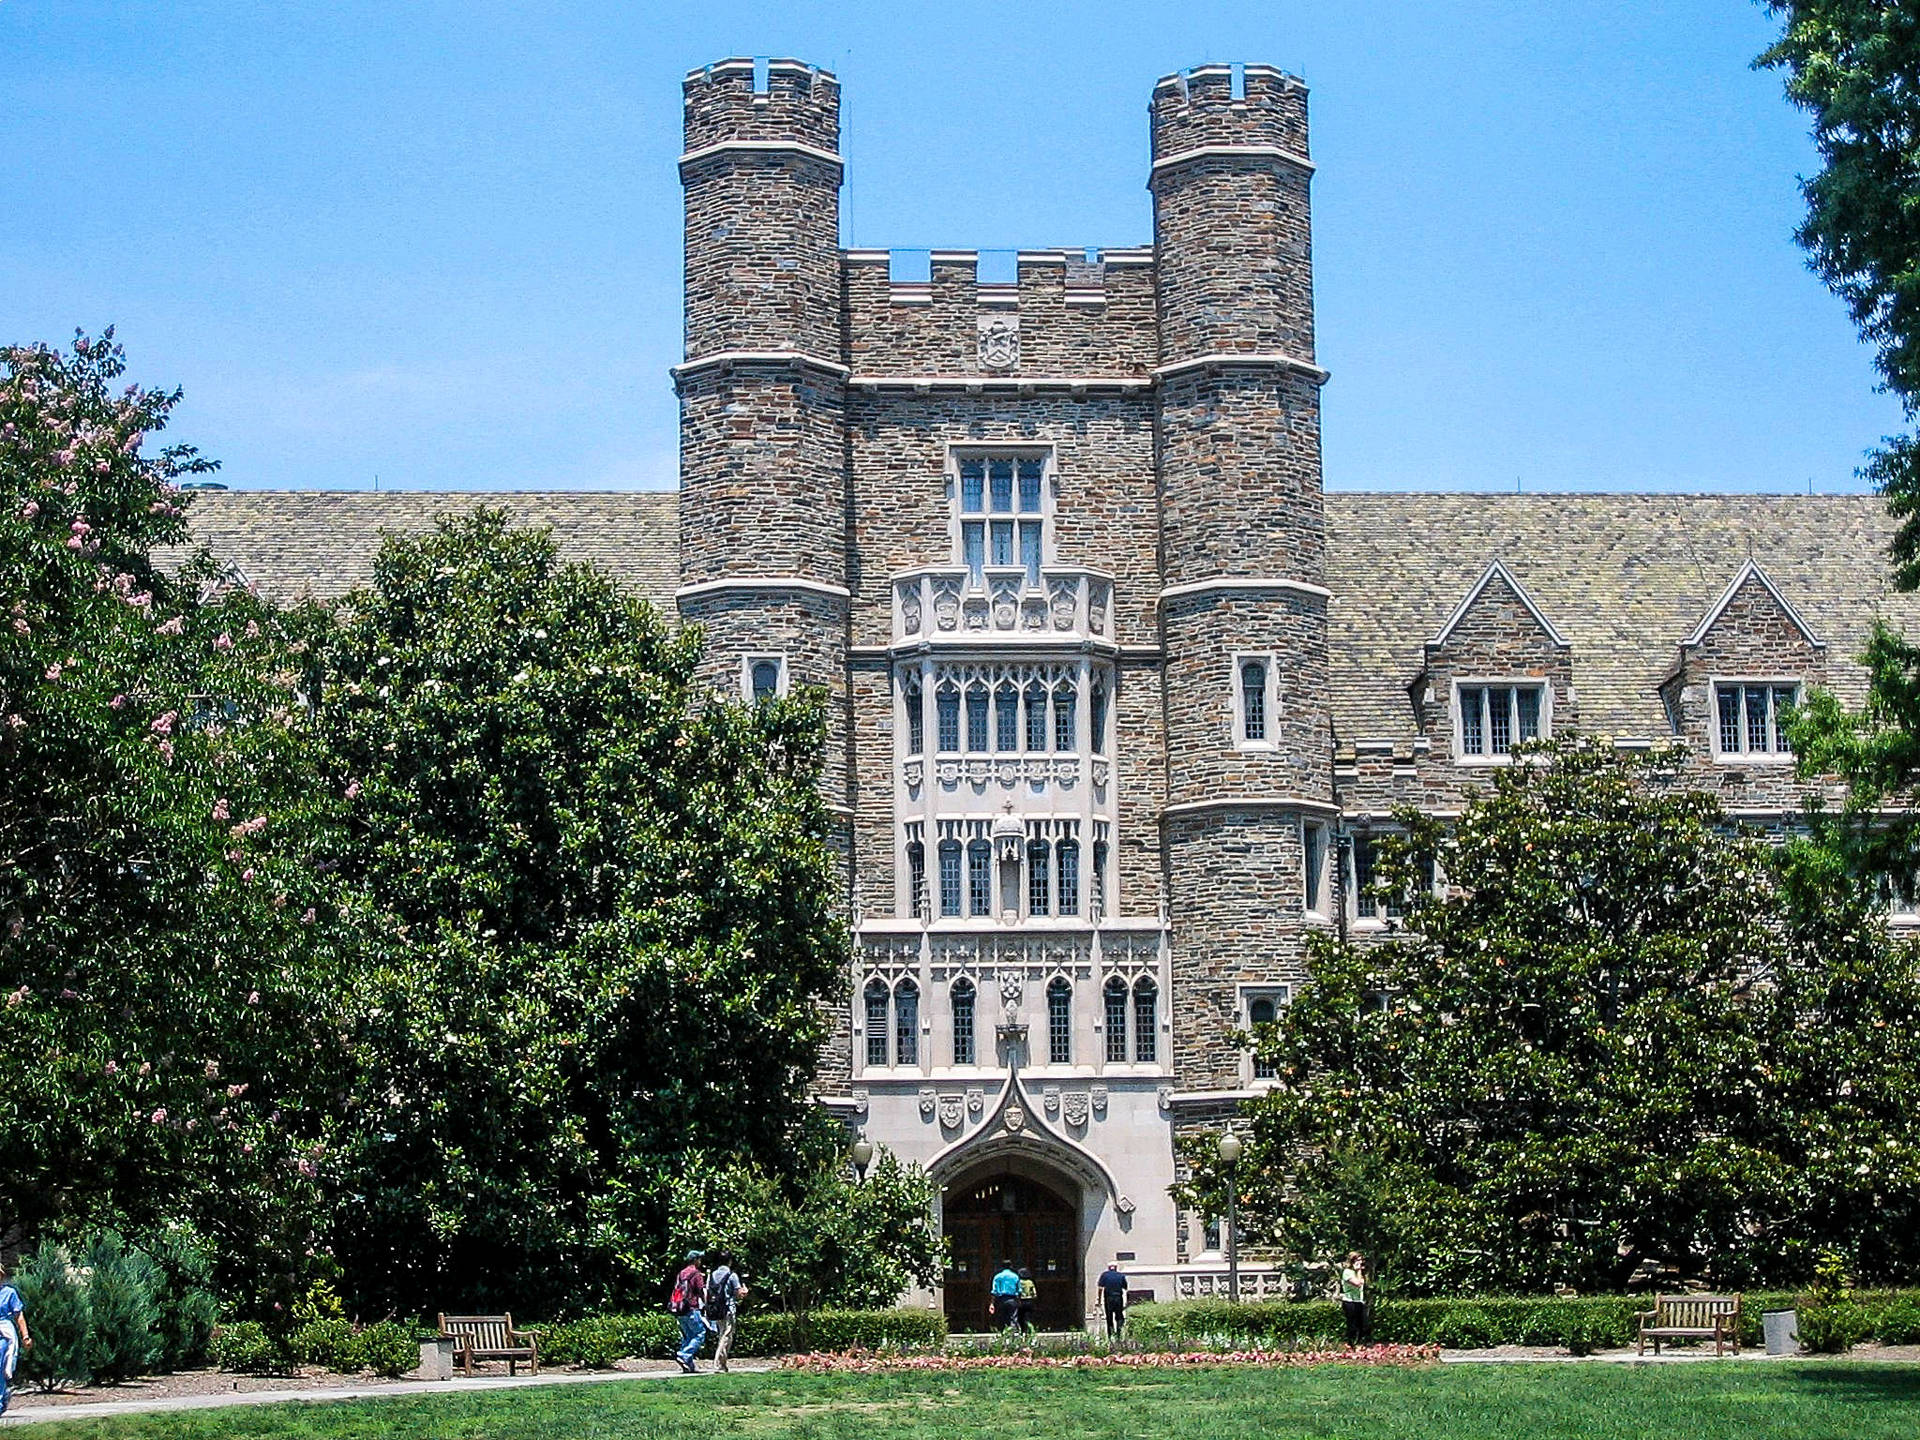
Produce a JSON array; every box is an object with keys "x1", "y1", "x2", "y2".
[
  {"x1": 1090, "y1": 680, "x2": 1109, "y2": 754},
  {"x1": 1488, "y1": 686, "x2": 1512, "y2": 754},
  {"x1": 1104, "y1": 978, "x2": 1129, "y2": 1063},
  {"x1": 1240, "y1": 659, "x2": 1267, "y2": 742},
  {"x1": 952, "y1": 979, "x2": 976, "y2": 1066},
  {"x1": 966, "y1": 684, "x2": 990, "y2": 752},
  {"x1": 1027, "y1": 838, "x2": 1051, "y2": 916},
  {"x1": 903, "y1": 676, "x2": 924, "y2": 755},
  {"x1": 1053, "y1": 681, "x2": 1077, "y2": 751},
  {"x1": 1353, "y1": 833, "x2": 1379, "y2": 921},
  {"x1": 967, "y1": 839, "x2": 993, "y2": 917},
  {"x1": 990, "y1": 519, "x2": 1015, "y2": 566},
  {"x1": 1248, "y1": 996, "x2": 1278, "y2": 1080},
  {"x1": 938, "y1": 840, "x2": 963, "y2": 917},
  {"x1": 937, "y1": 684, "x2": 961, "y2": 753},
  {"x1": 1047, "y1": 977, "x2": 1072, "y2": 1065},
  {"x1": 895, "y1": 980, "x2": 919, "y2": 1067},
  {"x1": 1133, "y1": 979, "x2": 1158, "y2": 1063},
  {"x1": 989, "y1": 458, "x2": 1015, "y2": 512},
  {"x1": 960, "y1": 458, "x2": 985, "y2": 513},
  {"x1": 1018, "y1": 457, "x2": 1043, "y2": 512},
  {"x1": 963, "y1": 523, "x2": 985, "y2": 585},
  {"x1": 1303, "y1": 823, "x2": 1326, "y2": 914},
  {"x1": 996, "y1": 682, "x2": 1020, "y2": 751},
  {"x1": 1019, "y1": 521, "x2": 1043, "y2": 584},
  {"x1": 1057, "y1": 838, "x2": 1080, "y2": 917},
  {"x1": 750, "y1": 659, "x2": 783, "y2": 703},
  {"x1": 1025, "y1": 681, "x2": 1048, "y2": 751},
  {"x1": 907, "y1": 841, "x2": 927, "y2": 920},
  {"x1": 1773, "y1": 686, "x2": 1797, "y2": 751},
  {"x1": 1717, "y1": 685, "x2": 1741, "y2": 753},
  {"x1": 1460, "y1": 685, "x2": 1486, "y2": 755},
  {"x1": 1516, "y1": 686, "x2": 1541, "y2": 743},
  {"x1": 865, "y1": 980, "x2": 890, "y2": 1067},
  {"x1": 1092, "y1": 839, "x2": 1109, "y2": 914}
]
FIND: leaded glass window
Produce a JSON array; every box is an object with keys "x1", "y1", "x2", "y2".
[
  {"x1": 1104, "y1": 978, "x2": 1128, "y2": 1063},
  {"x1": 952, "y1": 979, "x2": 976, "y2": 1066},
  {"x1": 1133, "y1": 979, "x2": 1157, "y2": 1063},
  {"x1": 1047, "y1": 977, "x2": 1072, "y2": 1066}
]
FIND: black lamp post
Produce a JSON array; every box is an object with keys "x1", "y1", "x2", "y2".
[
  {"x1": 1217, "y1": 1130, "x2": 1243, "y2": 1303},
  {"x1": 851, "y1": 1135, "x2": 874, "y2": 1185}
]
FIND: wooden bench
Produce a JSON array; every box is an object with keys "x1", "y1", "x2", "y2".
[
  {"x1": 437, "y1": 1313, "x2": 539, "y2": 1376},
  {"x1": 1635, "y1": 1294, "x2": 1741, "y2": 1356}
]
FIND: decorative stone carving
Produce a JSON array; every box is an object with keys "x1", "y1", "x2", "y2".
[
  {"x1": 963, "y1": 597, "x2": 989, "y2": 630},
  {"x1": 1043, "y1": 1085, "x2": 1061, "y2": 1118},
  {"x1": 1003, "y1": 1104, "x2": 1025, "y2": 1132},
  {"x1": 935, "y1": 758, "x2": 961, "y2": 788},
  {"x1": 919, "y1": 1087, "x2": 936, "y2": 1120},
  {"x1": 1091, "y1": 758, "x2": 1110, "y2": 792},
  {"x1": 990, "y1": 579, "x2": 1018, "y2": 630},
  {"x1": 932, "y1": 578, "x2": 961, "y2": 632},
  {"x1": 999, "y1": 976, "x2": 1024, "y2": 1024},
  {"x1": 851, "y1": 1088, "x2": 869, "y2": 1116},
  {"x1": 1090, "y1": 1083, "x2": 1108, "y2": 1117},
  {"x1": 1049, "y1": 579, "x2": 1077, "y2": 630},
  {"x1": 1088, "y1": 580, "x2": 1111, "y2": 634},
  {"x1": 1157, "y1": 1085, "x2": 1173, "y2": 1112},
  {"x1": 1115, "y1": 1194, "x2": 1136, "y2": 1216},
  {"x1": 1022, "y1": 598, "x2": 1048, "y2": 631},
  {"x1": 938, "y1": 1093, "x2": 963, "y2": 1129},
  {"x1": 966, "y1": 1086, "x2": 984, "y2": 1117},
  {"x1": 1062, "y1": 1091, "x2": 1089, "y2": 1127},
  {"x1": 979, "y1": 315, "x2": 1019, "y2": 370},
  {"x1": 899, "y1": 582, "x2": 922, "y2": 636},
  {"x1": 903, "y1": 759, "x2": 923, "y2": 791}
]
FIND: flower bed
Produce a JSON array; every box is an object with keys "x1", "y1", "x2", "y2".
[{"x1": 781, "y1": 1344, "x2": 1440, "y2": 1373}]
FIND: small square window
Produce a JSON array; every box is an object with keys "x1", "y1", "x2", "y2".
[
  {"x1": 1711, "y1": 680, "x2": 1799, "y2": 760},
  {"x1": 1455, "y1": 681, "x2": 1549, "y2": 761}
]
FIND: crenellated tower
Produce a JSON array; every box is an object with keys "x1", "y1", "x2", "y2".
[
  {"x1": 675, "y1": 57, "x2": 851, "y2": 804},
  {"x1": 1150, "y1": 64, "x2": 1334, "y2": 1093}
]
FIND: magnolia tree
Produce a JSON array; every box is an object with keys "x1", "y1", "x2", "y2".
[
  {"x1": 305, "y1": 510, "x2": 855, "y2": 1314},
  {"x1": 0, "y1": 335, "x2": 360, "y2": 1302},
  {"x1": 1183, "y1": 739, "x2": 1920, "y2": 1294}
]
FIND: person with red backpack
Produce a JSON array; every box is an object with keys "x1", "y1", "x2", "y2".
[{"x1": 670, "y1": 1249, "x2": 710, "y2": 1373}]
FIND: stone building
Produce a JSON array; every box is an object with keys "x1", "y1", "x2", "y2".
[{"x1": 177, "y1": 58, "x2": 1920, "y2": 1329}]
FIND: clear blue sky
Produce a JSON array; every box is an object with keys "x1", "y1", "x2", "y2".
[{"x1": 1, "y1": 0, "x2": 1898, "y2": 494}]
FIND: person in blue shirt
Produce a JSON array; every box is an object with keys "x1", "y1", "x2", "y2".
[
  {"x1": 1097, "y1": 1261, "x2": 1130, "y2": 1339},
  {"x1": 0, "y1": 1266, "x2": 32, "y2": 1416},
  {"x1": 990, "y1": 1261, "x2": 1021, "y2": 1333}
]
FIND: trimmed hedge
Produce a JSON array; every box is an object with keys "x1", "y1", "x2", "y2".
[
  {"x1": 1127, "y1": 1290, "x2": 1920, "y2": 1352},
  {"x1": 537, "y1": 1309, "x2": 947, "y2": 1366}
]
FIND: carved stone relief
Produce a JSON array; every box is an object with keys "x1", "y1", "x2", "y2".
[{"x1": 979, "y1": 315, "x2": 1019, "y2": 370}]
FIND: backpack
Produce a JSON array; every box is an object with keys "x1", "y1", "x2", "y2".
[
  {"x1": 669, "y1": 1266, "x2": 702, "y2": 1316},
  {"x1": 705, "y1": 1267, "x2": 734, "y2": 1318}
]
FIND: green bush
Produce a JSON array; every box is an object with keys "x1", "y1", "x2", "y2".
[
  {"x1": 358, "y1": 1320, "x2": 420, "y2": 1378},
  {"x1": 141, "y1": 1229, "x2": 219, "y2": 1373},
  {"x1": 81, "y1": 1232, "x2": 159, "y2": 1383},
  {"x1": 540, "y1": 1316, "x2": 633, "y2": 1369},
  {"x1": 1875, "y1": 1298, "x2": 1920, "y2": 1345},
  {"x1": 12, "y1": 1242, "x2": 92, "y2": 1389},
  {"x1": 1434, "y1": 1304, "x2": 1496, "y2": 1349},
  {"x1": 1798, "y1": 1301, "x2": 1868, "y2": 1354},
  {"x1": 288, "y1": 1317, "x2": 365, "y2": 1372},
  {"x1": 212, "y1": 1321, "x2": 285, "y2": 1375}
]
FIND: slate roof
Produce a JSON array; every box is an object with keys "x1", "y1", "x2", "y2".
[
  {"x1": 1323, "y1": 493, "x2": 1920, "y2": 743},
  {"x1": 158, "y1": 491, "x2": 679, "y2": 610},
  {"x1": 169, "y1": 489, "x2": 1920, "y2": 746}
]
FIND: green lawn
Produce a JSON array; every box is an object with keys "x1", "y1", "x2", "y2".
[{"x1": 18, "y1": 1362, "x2": 1920, "y2": 1440}]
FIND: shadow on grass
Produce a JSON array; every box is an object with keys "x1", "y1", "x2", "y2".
[{"x1": 1781, "y1": 1362, "x2": 1920, "y2": 1404}]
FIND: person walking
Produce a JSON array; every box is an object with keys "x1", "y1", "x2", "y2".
[
  {"x1": 670, "y1": 1250, "x2": 709, "y2": 1373},
  {"x1": 1097, "y1": 1260, "x2": 1130, "y2": 1340},
  {"x1": 704, "y1": 1251, "x2": 747, "y2": 1373},
  {"x1": 990, "y1": 1260, "x2": 1021, "y2": 1334},
  {"x1": 1339, "y1": 1252, "x2": 1371, "y2": 1346},
  {"x1": 0, "y1": 1266, "x2": 32, "y2": 1417},
  {"x1": 1016, "y1": 1269, "x2": 1038, "y2": 1337}
]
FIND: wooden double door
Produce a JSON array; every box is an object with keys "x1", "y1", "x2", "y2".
[{"x1": 943, "y1": 1173, "x2": 1083, "y2": 1332}]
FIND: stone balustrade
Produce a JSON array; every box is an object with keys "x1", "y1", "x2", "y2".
[{"x1": 894, "y1": 564, "x2": 1115, "y2": 647}]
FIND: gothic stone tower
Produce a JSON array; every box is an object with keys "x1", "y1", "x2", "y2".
[
  {"x1": 1151, "y1": 66, "x2": 1333, "y2": 1112},
  {"x1": 675, "y1": 58, "x2": 851, "y2": 805}
]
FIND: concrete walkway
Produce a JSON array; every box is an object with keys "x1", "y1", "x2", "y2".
[{"x1": 0, "y1": 1364, "x2": 775, "y2": 1427}]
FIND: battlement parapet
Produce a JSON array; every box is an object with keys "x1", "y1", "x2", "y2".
[
  {"x1": 684, "y1": 56, "x2": 840, "y2": 157},
  {"x1": 843, "y1": 247, "x2": 1156, "y2": 377},
  {"x1": 1149, "y1": 63, "x2": 1308, "y2": 167}
]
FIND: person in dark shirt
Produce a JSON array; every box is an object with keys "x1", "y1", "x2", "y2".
[{"x1": 1097, "y1": 1261, "x2": 1130, "y2": 1339}]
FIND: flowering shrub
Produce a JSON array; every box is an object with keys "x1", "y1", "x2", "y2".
[{"x1": 781, "y1": 1343, "x2": 1441, "y2": 1373}]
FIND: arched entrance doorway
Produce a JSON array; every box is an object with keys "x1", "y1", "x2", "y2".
[{"x1": 943, "y1": 1171, "x2": 1083, "y2": 1332}]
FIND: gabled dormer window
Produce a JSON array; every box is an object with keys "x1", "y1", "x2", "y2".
[
  {"x1": 1713, "y1": 681, "x2": 1798, "y2": 759},
  {"x1": 1456, "y1": 681, "x2": 1548, "y2": 760}
]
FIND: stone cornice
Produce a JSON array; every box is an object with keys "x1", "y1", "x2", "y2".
[
  {"x1": 1149, "y1": 142, "x2": 1315, "y2": 180},
  {"x1": 849, "y1": 374, "x2": 1152, "y2": 395},
  {"x1": 676, "y1": 576, "x2": 851, "y2": 602},
  {"x1": 672, "y1": 350, "x2": 850, "y2": 388},
  {"x1": 1158, "y1": 576, "x2": 1333, "y2": 604},
  {"x1": 679, "y1": 138, "x2": 844, "y2": 177},
  {"x1": 1152, "y1": 352, "x2": 1329, "y2": 384},
  {"x1": 1163, "y1": 796, "x2": 1341, "y2": 819}
]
